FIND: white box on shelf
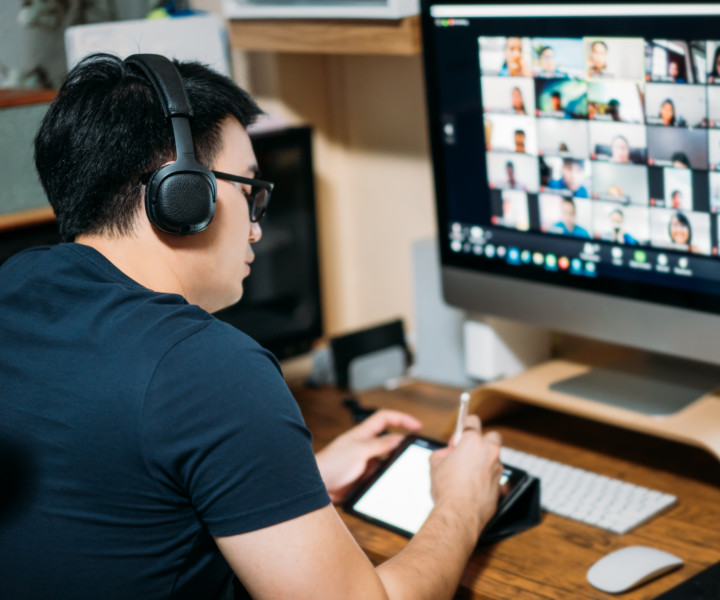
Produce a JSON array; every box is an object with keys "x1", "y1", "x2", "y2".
[
  {"x1": 221, "y1": 0, "x2": 419, "y2": 20},
  {"x1": 64, "y1": 14, "x2": 231, "y2": 76}
]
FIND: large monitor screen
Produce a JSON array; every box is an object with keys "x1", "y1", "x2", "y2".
[{"x1": 422, "y1": 2, "x2": 720, "y2": 323}]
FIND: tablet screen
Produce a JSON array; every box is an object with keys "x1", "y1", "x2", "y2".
[
  {"x1": 347, "y1": 437, "x2": 516, "y2": 537},
  {"x1": 352, "y1": 438, "x2": 437, "y2": 535}
]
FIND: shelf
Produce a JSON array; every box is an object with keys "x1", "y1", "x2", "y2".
[
  {"x1": 0, "y1": 207, "x2": 55, "y2": 231},
  {"x1": 227, "y1": 15, "x2": 421, "y2": 55},
  {"x1": 0, "y1": 89, "x2": 56, "y2": 109}
]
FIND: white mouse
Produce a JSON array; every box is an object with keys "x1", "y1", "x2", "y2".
[{"x1": 587, "y1": 545, "x2": 683, "y2": 594}]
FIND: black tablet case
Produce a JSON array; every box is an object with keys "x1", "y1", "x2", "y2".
[{"x1": 478, "y1": 471, "x2": 541, "y2": 544}]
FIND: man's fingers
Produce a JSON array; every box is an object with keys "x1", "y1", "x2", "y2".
[
  {"x1": 365, "y1": 433, "x2": 405, "y2": 459},
  {"x1": 430, "y1": 446, "x2": 451, "y2": 467},
  {"x1": 462, "y1": 414, "x2": 481, "y2": 433},
  {"x1": 484, "y1": 430, "x2": 502, "y2": 446},
  {"x1": 355, "y1": 409, "x2": 422, "y2": 437}
]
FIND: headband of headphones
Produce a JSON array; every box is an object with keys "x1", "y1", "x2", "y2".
[{"x1": 125, "y1": 54, "x2": 217, "y2": 235}]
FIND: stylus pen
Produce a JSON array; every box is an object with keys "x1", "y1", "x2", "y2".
[{"x1": 452, "y1": 391, "x2": 471, "y2": 446}]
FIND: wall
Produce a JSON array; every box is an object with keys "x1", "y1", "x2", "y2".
[
  {"x1": 195, "y1": 0, "x2": 436, "y2": 337},
  {"x1": 0, "y1": 0, "x2": 155, "y2": 88},
  {"x1": 244, "y1": 53, "x2": 436, "y2": 336}
]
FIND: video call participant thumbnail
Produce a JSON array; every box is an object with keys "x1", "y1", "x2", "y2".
[
  {"x1": 707, "y1": 130, "x2": 720, "y2": 171},
  {"x1": 534, "y1": 45, "x2": 569, "y2": 79},
  {"x1": 589, "y1": 122, "x2": 647, "y2": 164},
  {"x1": 540, "y1": 193, "x2": 592, "y2": 238},
  {"x1": 487, "y1": 152, "x2": 540, "y2": 193},
  {"x1": 644, "y1": 83, "x2": 708, "y2": 128},
  {"x1": 650, "y1": 208, "x2": 712, "y2": 255},
  {"x1": 481, "y1": 76, "x2": 536, "y2": 116},
  {"x1": 708, "y1": 42, "x2": 720, "y2": 84},
  {"x1": 535, "y1": 79, "x2": 588, "y2": 119},
  {"x1": 706, "y1": 86, "x2": 720, "y2": 127},
  {"x1": 591, "y1": 161, "x2": 650, "y2": 205},
  {"x1": 711, "y1": 171, "x2": 720, "y2": 211},
  {"x1": 536, "y1": 119, "x2": 589, "y2": 159},
  {"x1": 479, "y1": 36, "x2": 531, "y2": 77},
  {"x1": 587, "y1": 81, "x2": 645, "y2": 123},
  {"x1": 490, "y1": 188, "x2": 531, "y2": 231},
  {"x1": 484, "y1": 114, "x2": 538, "y2": 155},
  {"x1": 648, "y1": 164, "x2": 710, "y2": 212},
  {"x1": 544, "y1": 157, "x2": 590, "y2": 198},
  {"x1": 647, "y1": 127, "x2": 709, "y2": 169},
  {"x1": 586, "y1": 38, "x2": 645, "y2": 81},
  {"x1": 645, "y1": 39, "x2": 693, "y2": 83},
  {"x1": 593, "y1": 202, "x2": 650, "y2": 245},
  {"x1": 531, "y1": 38, "x2": 585, "y2": 79}
]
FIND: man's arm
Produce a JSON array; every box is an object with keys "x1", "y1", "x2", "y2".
[{"x1": 215, "y1": 415, "x2": 502, "y2": 600}]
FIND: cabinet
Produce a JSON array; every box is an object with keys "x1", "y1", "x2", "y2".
[{"x1": 227, "y1": 15, "x2": 421, "y2": 55}]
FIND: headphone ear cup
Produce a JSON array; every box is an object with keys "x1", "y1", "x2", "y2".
[{"x1": 145, "y1": 162, "x2": 216, "y2": 235}]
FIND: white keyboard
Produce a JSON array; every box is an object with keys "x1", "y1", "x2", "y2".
[{"x1": 500, "y1": 447, "x2": 677, "y2": 534}]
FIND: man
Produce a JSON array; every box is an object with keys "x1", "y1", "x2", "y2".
[
  {"x1": 603, "y1": 208, "x2": 637, "y2": 245},
  {"x1": 550, "y1": 91, "x2": 563, "y2": 113},
  {"x1": 588, "y1": 40, "x2": 612, "y2": 78},
  {"x1": 610, "y1": 135, "x2": 631, "y2": 164},
  {"x1": 536, "y1": 46, "x2": 568, "y2": 78},
  {"x1": 552, "y1": 197, "x2": 590, "y2": 238},
  {"x1": 499, "y1": 36, "x2": 530, "y2": 77},
  {"x1": 514, "y1": 129, "x2": 527, "y2": 153},
  {"x1": 549, "y1": 158, "x2": 589, "y2": 198},
  {"x1": 670, "y1": 189, "x2": 685, "y2": 210},
  {"x1": 0, "y1": 54, "x2": 503, "y2": 599},
  {"x1": 503, "y1": 160, "x2": 525, "y2": 190},
  {"x1": 667, "y1": 61, "x2": 685, "y2": 83}
]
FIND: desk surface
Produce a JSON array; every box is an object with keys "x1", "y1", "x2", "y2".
[{"x1": 292, "y1": 380, "x2": 720, "y2": 600}]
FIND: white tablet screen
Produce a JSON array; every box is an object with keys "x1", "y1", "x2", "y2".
[{"x1": 352, "y1": 442, "x2": 435, "y2": 535}]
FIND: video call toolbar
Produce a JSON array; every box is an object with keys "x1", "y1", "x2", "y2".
[{"x1": 481, "y1": 36, "x2": 720, "y2": 256}]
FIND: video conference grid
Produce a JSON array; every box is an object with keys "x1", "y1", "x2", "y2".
[{"x1": 482, "y1": 36, "x2": 720, "y2": 258}]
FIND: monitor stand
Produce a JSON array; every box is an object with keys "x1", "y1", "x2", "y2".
[
  {"x1": 468, "y1": 350, "x2": 720, "y2": 461},
  {"x1": 550, "y1": 354, "x2": 720, "y2": 416}
]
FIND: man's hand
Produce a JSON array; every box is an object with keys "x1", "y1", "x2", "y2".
[
  {"x1": 315, "y1": 409, "x2": 422, "y2": 503},
  {"x1": 429, "y1": 415, "x2": 503, "y2": 538}
]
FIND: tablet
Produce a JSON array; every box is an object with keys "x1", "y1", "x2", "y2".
[{"x1": 343, "y1": 434, "x2": 526, "y2": 538}]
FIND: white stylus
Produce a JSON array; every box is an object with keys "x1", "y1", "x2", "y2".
[{"x1": 452, "y1": 391, "x2": 471, "y2": 446}]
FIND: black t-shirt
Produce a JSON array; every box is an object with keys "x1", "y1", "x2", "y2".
[{"x1": 0, "y1": 244, "x2": 330, "y2": 599}]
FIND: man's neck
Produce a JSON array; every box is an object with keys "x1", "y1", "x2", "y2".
[{"x1": 75, "y1": 230, "x2": 185, "y2": 298}]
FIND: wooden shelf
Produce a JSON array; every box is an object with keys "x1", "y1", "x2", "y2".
[
  {"x1": 0, "y1": 88, "x2": 56, "y2": 109},
  {"x1": 0, "y1": 207, "x2": 55, "y2": 231},
  {"x1": 227, "y1": 15, "x2": 421, "y2": 55}
]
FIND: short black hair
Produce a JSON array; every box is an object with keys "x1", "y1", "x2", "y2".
[
  {"x1": 563, "y1": 158, "x2": 582, "y2": 169},
  {"x1": 592, "y1": 40, "x2": 608, "y2": 52},
  {"x1": 671, "y1": 151, "x2": 690, "y2": 167},
  {"x1": 34, "y1": 53, "x2": 263, "y2": 241}
]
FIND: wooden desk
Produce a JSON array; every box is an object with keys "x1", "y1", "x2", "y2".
[{"x1": 292, "y1": 381, "x2": 720, "y2": 599}]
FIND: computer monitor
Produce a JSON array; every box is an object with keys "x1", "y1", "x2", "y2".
[
  {"x1": 420, "y1": 2, "x2": 720, "y2": 412},
  {"x1": 215, "y1": 126, "x2": 324, "y2": 360}
]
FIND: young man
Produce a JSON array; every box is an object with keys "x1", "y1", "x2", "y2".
[
  {"x1": 0, "y1": 54, "x2": 503, "y2": 599},
  {"x1": 552, "y1": 197, "x2": 591, "y2": 238}
]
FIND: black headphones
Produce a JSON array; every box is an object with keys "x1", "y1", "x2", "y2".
[{"x1": 125, "y1": 54, "x2": 216, "y2": 235}]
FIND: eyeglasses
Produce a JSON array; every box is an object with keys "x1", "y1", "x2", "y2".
[{"x1": 212, "y1": 170, "x2": 274, "y2": 223}]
